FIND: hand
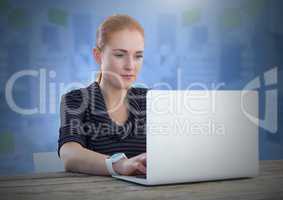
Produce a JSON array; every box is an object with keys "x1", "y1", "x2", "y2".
[{"x1": 113, "y1": 153, "x2": 146, "y2": 176}]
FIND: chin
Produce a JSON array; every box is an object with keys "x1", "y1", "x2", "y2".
[
  {"x1": 121, "y1": 81, "x2": 133, "y2": 89},
  {"x1": 112, "y1": 80, "x2": 133, "y2": 90}
]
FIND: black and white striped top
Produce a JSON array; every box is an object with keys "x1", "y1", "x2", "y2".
[{"x1": 58, "y1": 81, "x2": 148, "y2": 158}]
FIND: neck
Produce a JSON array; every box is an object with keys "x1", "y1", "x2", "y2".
[{"x1": 98, "y1": 80, "x2": 128, "y2": 109}]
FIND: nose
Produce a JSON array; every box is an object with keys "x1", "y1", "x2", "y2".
[{"x1": 124, "y1": 56, "x2": 135, "y2": 70}]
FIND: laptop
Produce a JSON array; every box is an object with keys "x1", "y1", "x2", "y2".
[{"x1": 113, "y1": 90, "x2": 259, "y2": 186}]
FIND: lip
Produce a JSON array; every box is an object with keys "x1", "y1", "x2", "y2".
[{"x1": 121, "y1": 75, "x2": 135, "y2": 80}]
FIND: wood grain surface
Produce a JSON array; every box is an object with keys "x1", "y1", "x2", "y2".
[{"x1": 0, "y1": 160, "x2": 282, "y2": 200}]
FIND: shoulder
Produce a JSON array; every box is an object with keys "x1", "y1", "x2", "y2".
[
  {"x1": 62, "y1": 88, "x2": 86, "y2": 101},
  {"x1": 61, "y1": 86, "x2": 90, "y2": 109},
  {"x1": 63, "y1": 81, "x2": 98, "y2": 101}
]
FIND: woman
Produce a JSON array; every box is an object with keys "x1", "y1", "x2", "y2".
[{"x1": 58, "y1": 14, "x2": 147, "y2": 176}]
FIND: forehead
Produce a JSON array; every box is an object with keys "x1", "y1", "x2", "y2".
[{"x1": 106, "y1": 29, "x2": 144, "y2": 51}]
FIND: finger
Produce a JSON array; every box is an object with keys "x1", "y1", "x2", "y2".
[
  {"x1": 136, "y1": 153, "x2": 146, "y2": 161},
  {"x1": 139, "y1": 154, "x2": 146, "y2": 166},
  {"x1": 133, "y1": 169, "x2": 143, "y2": 175},
  {"x1": 133, "y1": 153, "x2": 145, "y2": 160},
  {"x1": 134, "y1": 162, "x2": 146, "y2": 174},
  {"x1": 137, "y1": 155, "x2": 146, "y2": 162}
]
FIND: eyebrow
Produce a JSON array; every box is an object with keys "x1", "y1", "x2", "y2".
[{"x1": 112, "y1": 49, "x2": 144, "y2": 54}]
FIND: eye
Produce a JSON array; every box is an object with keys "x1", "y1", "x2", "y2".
[
  {"x1": 136, "y1": 55, "x2": 143, "y2": 59},
  {"x1": 114, "y1": 54, "x2": 124, "y2": 58}
]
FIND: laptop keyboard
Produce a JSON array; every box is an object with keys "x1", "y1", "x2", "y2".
[{"x1": 134, "y1": 174, "x2": 146, "y2": 179}]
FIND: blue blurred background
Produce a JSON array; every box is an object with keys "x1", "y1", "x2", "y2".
[{"x1": 0, "y1": 0, "x2": 282, "y2": 175}]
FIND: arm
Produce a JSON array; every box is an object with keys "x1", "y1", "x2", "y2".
[
  {"x1": 60, "y1": 142, "x2": 109, "y2": 175},
  {"x1": 60, "y1": 142, "x2": 146, "y2": 176},
  {"x1": 58, "y1": 90, "x2": 146, "y2": 176}
]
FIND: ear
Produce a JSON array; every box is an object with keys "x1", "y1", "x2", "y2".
[{"x1": 93, "y1": 48, "x2": 102, "y2": 65}]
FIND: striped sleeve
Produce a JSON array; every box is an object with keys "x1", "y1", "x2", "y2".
[{"x1": 57, "y1": 89, "x2": 89, "y2": 157}]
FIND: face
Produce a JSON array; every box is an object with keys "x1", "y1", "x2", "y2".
[{"x1": 94, "y1": 29, "x2": 144, "y2": 89}]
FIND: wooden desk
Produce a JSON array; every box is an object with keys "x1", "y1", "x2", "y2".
[{"x1": 0, "y1": 160, "x2": 282, "y2": 200}]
